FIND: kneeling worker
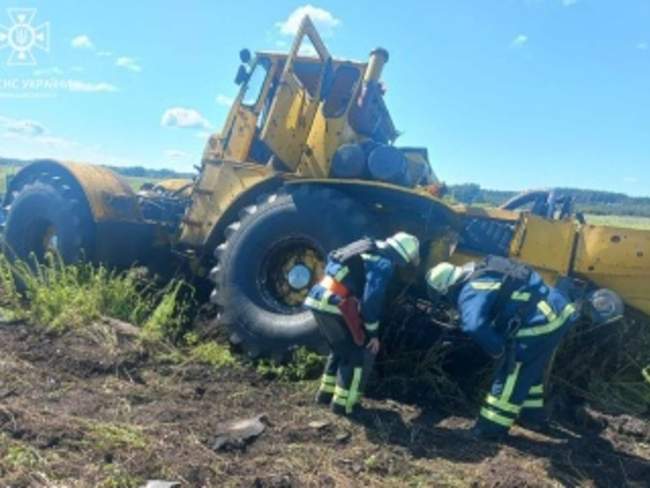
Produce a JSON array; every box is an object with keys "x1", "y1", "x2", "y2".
[
  {"x1": 426, "y1": 256, "x2": 578, "y2": 440},
  {"x1": 305, "y1": 232, "x2": 420, "y2": 416}
]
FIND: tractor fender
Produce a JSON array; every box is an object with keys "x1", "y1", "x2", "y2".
[
  {"x1": 285, "y1": 178, "x2": 461, "y2": 232},
  {"x1": 5, "y1": 159, "x2": 143, "y2": 223},
  {"x1": 284, "y1": 179, "x2": 462, "y2": 268}
]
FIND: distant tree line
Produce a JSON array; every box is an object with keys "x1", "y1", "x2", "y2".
[
  {"x1": 0, "y1": 158, "x2": 194, "y2": 180},
  {"x1": 449, "y1": 183, "x2": 650, "y2": 217}
]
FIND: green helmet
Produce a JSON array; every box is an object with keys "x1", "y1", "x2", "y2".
[
  {"x1": 426, "y1": 262, "x2": 465, "y2": 295},
  {"x1": 384, "y1": 232, "x2": 420, "y2": 265}
]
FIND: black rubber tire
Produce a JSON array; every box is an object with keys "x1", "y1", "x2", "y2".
[
  {"x1": 210, "y1": 186, "x2": 375, "y2": 358},
  {"x1": 4, "y1": 177, "x2": 94, "y2": 263}
]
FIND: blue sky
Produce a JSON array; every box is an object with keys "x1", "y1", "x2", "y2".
[{"x1": 0, "y1": 1, "x2": 648, "y2": 195}]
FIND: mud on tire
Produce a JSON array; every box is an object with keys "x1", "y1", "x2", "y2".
[{"x1": 210, "y1": 186, "x2": 375, "y2": 358}]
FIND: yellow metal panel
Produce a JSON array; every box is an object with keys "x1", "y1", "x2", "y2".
[
  {"x1": 223, "y1": 108, "x2": 258, "y2": 162},
  {"x1": 59, "y1": 161, "x2": 141, "y2": 222},
  {"x1": 574, "y1": 225, "x2": 650, "y2": 315},
  {"x1": 260, "y1": 74, "x2": 321, "y2": 169},
  {"x1": 509, "y1": 215, "x2": 576, "y2": 285},
  {"x1": 259, "y1": 16, "x2": 330, "y2": 170},
  {"x1": 179, "y1": 161, "x2": 275, "y2": 247},
  {"x1": 297, "y1": 106, "x2": 361, "y2": 178}
]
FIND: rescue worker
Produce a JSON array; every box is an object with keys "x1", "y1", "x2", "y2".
[
  {"x1": 305, "y1": 232, "x2": 421, "y2": 416},
  {"x1": 425, "y1": 256, "x2": 578, "y2": 440}
]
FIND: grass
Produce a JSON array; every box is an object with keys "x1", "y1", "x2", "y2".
[
  {"x1": 87, "y1": 421, "x2": 147, "y2": 451},
  {"x1": 585, "y1": 214, "x2": 650, "y2": 230},
  {"x1": 0, "y1": 252, "x2": 193, "y2": 341},
  {"x1": 552, "y1": 314, "x2": 650, "y2": 415},
  {"x1": 189, "y1": 341, "x2": 237, "y2": 368},
  {"x1": 256, "y1": 347, "x2": 325, "y2": 381}
]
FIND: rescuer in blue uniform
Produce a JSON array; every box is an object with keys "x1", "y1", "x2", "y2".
[
  {"x1": 305, "y1": 232, "x2": 421, "y2": 416},
  {"x1": 426, "y1": 256, "x2": 579, "y2": 440}
]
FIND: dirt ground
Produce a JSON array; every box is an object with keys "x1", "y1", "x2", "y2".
[{"x1": 1, "y1": 322, "x2": 649, "y2": 487}]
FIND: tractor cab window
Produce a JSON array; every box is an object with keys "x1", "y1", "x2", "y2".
[
  {"x1": 241, "y1": 58, "x2": 271, "y2": 108},
  {"x1": 322, "y1": 65, "x2": 360, "y2": 118}
]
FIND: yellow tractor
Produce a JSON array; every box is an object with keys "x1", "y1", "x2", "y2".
[{"x1": 3, "y1": 17, "x2": 648, "y2": 357}]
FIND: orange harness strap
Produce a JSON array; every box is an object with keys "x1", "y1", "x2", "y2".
[{"x1": 321, "y1": 276, "x2": 350, "y2": 298}]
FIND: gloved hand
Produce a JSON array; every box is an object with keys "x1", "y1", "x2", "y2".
[{"x1": 366, "y1": 337, "x2": 380, "y2": 355}]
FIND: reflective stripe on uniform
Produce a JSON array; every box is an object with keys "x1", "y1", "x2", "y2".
[
  {"x1": 480, "y1": 363, "x2": 521, "y2": 429},
  {"x1": 537, "y1": 300, "x2": 558, "y2": 322},
  {"x1": 319, "y1": 383, "x2": 335, "y2": 394},
  {"x1": 511, "y1": 291, "x2": 531, "y2": 301},
  {"x1": 529, "y1": 384, "x2": 544, "y2": 394},
  {"x1": 502, "y1": 363, "x2": 522, "y2": 401},
  {"x1": 517, "y1": 304, "x2": 576, "y2": 338},
  {"x1": 321, "y1": 374, "x2": 336, "y2": 385},
  {"x1": 333, "y1": 385, "x2": 349, "y2": 406},
  {"x1": 485, "y1": 394, "x2": 521, "y2": 414},
  {"x1": 319, "y1": 374, "x2": 336, "y2": 393},
  {"x1": 334, "y1": 266, "x2": 350, "y2": 281},
  {"x1": 365, "y1": 321, "x2": 379, "y2": 332},
  {"x1": 361, "y1": 253, "x2": 380, "y2": 262},
  {"x1": 480, "y1": 407, "x2": 514, "y2": 427},
  {"x1": 347, "y1": 367, "x2": 363, "y2": 413},
  {"x1": 304, "y1": 294, "x2": 341, "y2": 315},
  {"x1": 470, "y1": 281, "x2": 502, "y2": 291},
  {"x1": 522, "y1": 399, "x2": 544, "y2": 409}
]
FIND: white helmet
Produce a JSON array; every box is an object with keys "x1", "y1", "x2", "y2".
[
  {"x1": 426, "y1": 262, "x2": 465, "y2": 295},
  {"x1": 384, "y1": 232, "x2": 420, "y2": 265}
]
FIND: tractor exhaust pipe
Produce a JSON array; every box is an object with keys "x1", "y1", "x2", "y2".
[{"x1": 364, "y1": 48, "x2": 390, "y2": 83}]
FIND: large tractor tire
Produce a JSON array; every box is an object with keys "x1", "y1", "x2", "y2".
[
  {"x1": 210, "y1": 186, "x2": 375, "y2": 358},
  {"x1": 3, "y1": 175, "x2": 94, "y2": 263}
]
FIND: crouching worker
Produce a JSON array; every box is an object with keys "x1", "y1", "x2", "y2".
[
  {"x1": 305, "y1": 232, "x2": 420, "y2": 416},
  {"x1": 426, "y1": 256, "x2": 578, "y2": 441}
]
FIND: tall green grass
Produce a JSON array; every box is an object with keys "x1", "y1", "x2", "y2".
[{"x1": 0, "y1": 253, "x2": 193, "y2": 342}]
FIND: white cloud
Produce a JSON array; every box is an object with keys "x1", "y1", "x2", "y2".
[
  {"x1": 0, "y1": 116, "x2": 75, "y2": 149},
  {"x1": 511, "y1": 34, "x2": 529, "y2": 48},
  {"x1": 115, "y1": 56, "x2": 142, "y2": 72},
  {"x1": 215, "y1": 94, "x2": 234, "y2": 107},
  {"x1": 4, "y1": 119, "x2": 46, "y2": 137},
  {"x1": 637, "y1": 42, "x2": 648, "y2": 51},
  {"x1": 161, "y1": 107, "x2": 212, "y2": 130},
  {"x1": 276, "y1": 5, "x2": 341, "y2": 36},
  {"x1": 71, "y1": 35, "x2": 94, "y2": 50},
  {"x1": 67, "y1": 80, "x2": 118, "y2": 93}
]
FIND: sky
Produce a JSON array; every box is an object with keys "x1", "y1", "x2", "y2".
[{"x1": 0, "y1": 0, "x2": 648, "y2": 195}]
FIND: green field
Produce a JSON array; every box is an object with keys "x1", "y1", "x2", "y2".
[{"x1": 586, "y1": 214, "x2": 650, "y2": 230}]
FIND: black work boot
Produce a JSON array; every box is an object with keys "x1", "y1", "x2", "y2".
[
  {"x1": 518, "y1": 409, "x2": 549, "y2": 433},
  {"x1": 464, "y1": 424, "x2": 508, "y2": 442},
  {"x1": 314, "y1": 390, "x2": 333, "y2": 406},
  {"x1": 330, "y1": 401, "x2": 347, "y2": 416}
]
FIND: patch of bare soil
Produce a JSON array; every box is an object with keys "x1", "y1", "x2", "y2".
[{"x1": 1, "y1": 322, "x2": 649, "y2": 487}]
